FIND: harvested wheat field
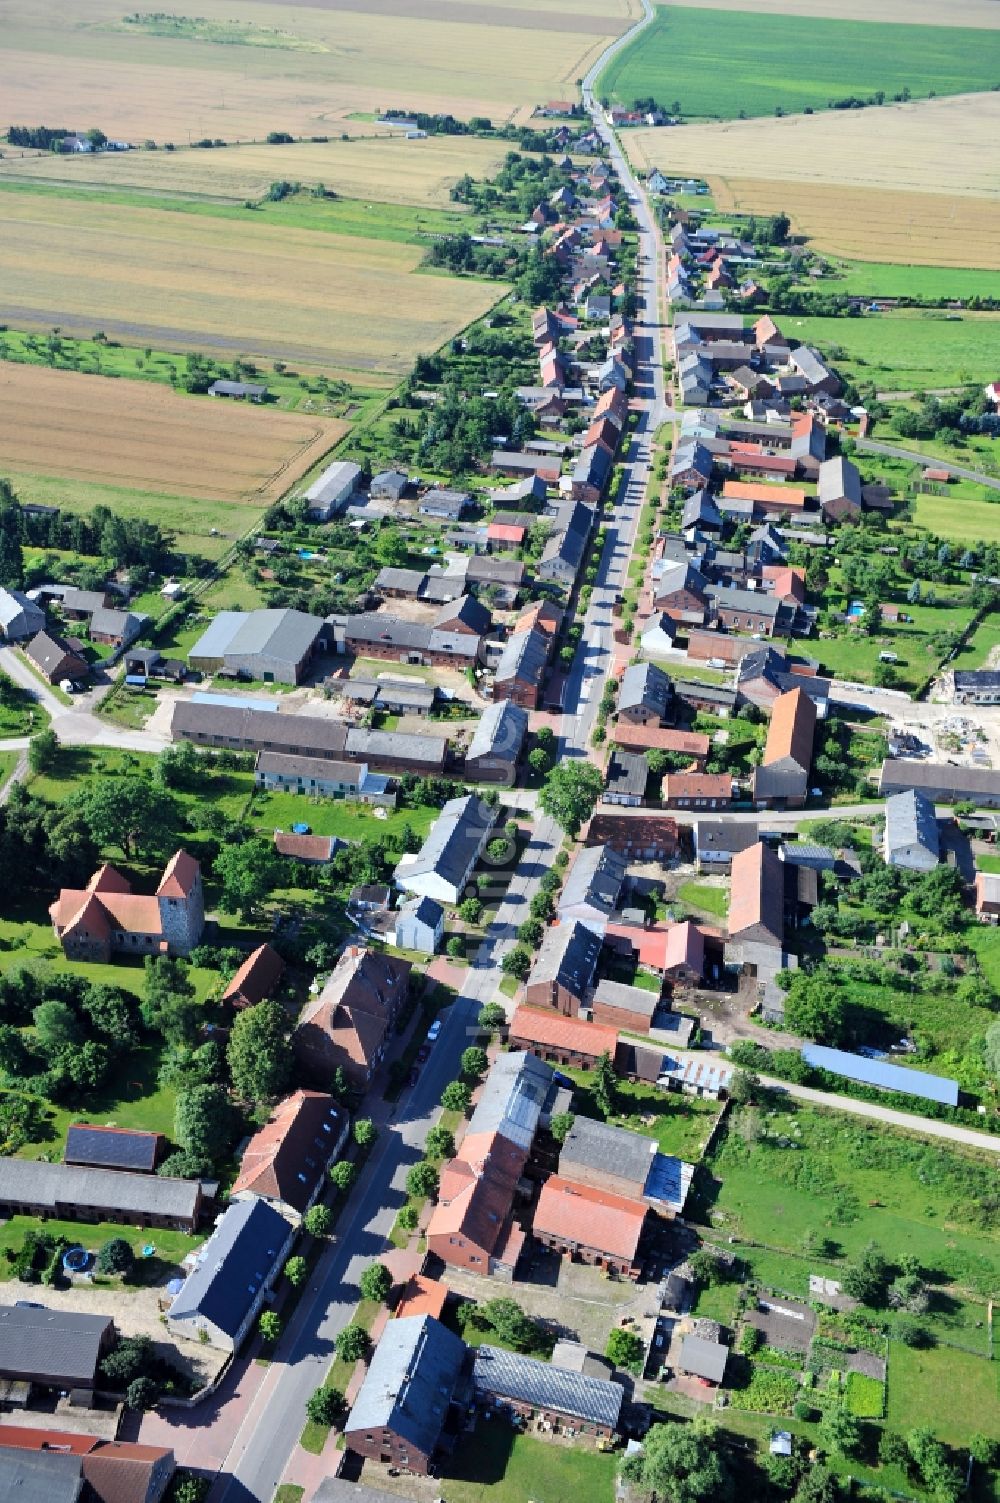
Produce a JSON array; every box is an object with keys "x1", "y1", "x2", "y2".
[
  {"x1": 0, "y1": 192, "x2": 502, "y2": 373},
  {"x1": 0, "y1": 0, "x2": 634, "y2": 143},
  {"x1": 709, "y1": 181, "x2": 1000, "y2": 270},
  {"x1": 627, "y1": 92, "x2": 1000, "y2": 200},
  {"x1": 0, "y1": 135, "x2": 510, "y2": 210},
  {"x1": 662, "y1": 0, "x2": 1000, "y2": 25},
  {"x1": 0, "y1": 363, "x2": 348, "y2": 504}
]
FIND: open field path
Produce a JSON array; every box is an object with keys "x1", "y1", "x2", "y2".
[
  {"x1": 762, "y1": 1075, "x2": 1000, "y2": 1155},
  {"x1": 857, "y1": 436, "x2": 1000, "y2": 491}
]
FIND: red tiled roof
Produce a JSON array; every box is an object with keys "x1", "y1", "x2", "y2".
[
  {"x1": 156, "y1": 849, "x2": 200, "y2": 898},
  {"x1": 509, "y1": 1006, "x2": 618, "y2": 1059},
  {"x1": 663, "y1": 920, "x2": 705, "y2": 976},
  {"x1": 722, "y1": 480, "x2": 807, "y2": 510},
  {"x1": 231, "y1": 1088, "x2": 344, "y2": 1213},
  {"x1": 487, "y1": 523, "x2": 526, "y2": 544},
  {"x1": 223, "y1": 942, "x2": 285, "y2": 1008},
  {"x1": 611, "y1": 724, "x2": 709, "y2": 759},
  {"x1": 729, "y1": 841, "x2": 784, "y2": 941},
  {"x1": 763, "y1": 687, "x2": 816, "y2": 773},
  {"x1": 534, "y1": 1175, "x2": 646, "y2": 1262},
  {"x1": 395, "y1": 1274, "x2": 449, "y2": 1321},
  {"x1": 663, "y1": 773, "x2": 733, "y2": 801},
  {"x1": 604, "y1": 922, "x2": 671, "y2": 972},
  {"x1": 274, "y1": 832, "x2": 335, "y2": 860}
]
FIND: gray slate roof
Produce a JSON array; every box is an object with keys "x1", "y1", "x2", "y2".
[
  {"x1": 0, "y1": 1302, "x2": 113, "y2": 1384},
  {"x1": 0, "y1": 1451, "x2": 83, "y2": 1503},
  {"x1": 64, "y1": 1123, "x2": 160, "y2": 1172},
  {"x1": 528, "y1": 919, "x2": 603, "y2": 998},
  {"x1": 884, "y1": 788, "x2": 940, "y2": 860},
  {"x1": 466, "y1": 698, "x2": 529, "y2": 765},
  {"x1": 468, "y1": 1051, "x2": 556, "y2": 1151},
  {"x1": 679, "y1": 1334, "x2": 728, "y2": 1383},
  {"x1": 172, "y1": 701, "x2": 349, "y2": 756},
  {"x1": 0, "y1": 1158, "x2": 200, "y2": 1221},
  {"x1": 169, "y1": 1197, "x2": 291, "y2": 1338},
  {"x1": 605, "y1": 749, "x2": 648, "y2": 799},
  {"x1": 494, "y1": 627, "x2": 548, "y2": 688},
  {"x1": 189, "y1": 609, "x2": 323, "y2": 668},
  {"x1": 619, "y1": 660, "x2": 672, "y2": 719},
  {"x1": 401, "y1": 793, "x2": 496, "y2": 889},
  {"x1": 345, "y1": 728, "x2": 446, "y2": 767},
  {"x1": 559, "y1": 844, "x2": 628, "y2": 922},
  {"x1": 473, "y1": 1345, "x2": 623, "y2": 1429},
  {"x1": 560, "y1": 1116, "x2": 657, "y2": 1188},
  {"x1": 591, "y1": 978, "x2": 659, "y2": 1021},
  {"x1": 346, "y1": 1315, "x2": 466, "y2": 1455}
]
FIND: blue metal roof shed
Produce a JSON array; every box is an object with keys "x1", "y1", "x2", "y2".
[{"x1": 801, "y1": 1045, "x2": 959, "y2": 1107}]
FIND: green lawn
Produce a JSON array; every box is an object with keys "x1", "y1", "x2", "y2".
[
  {"x1": 4, "y1": 467, "x2": 261, "y2": 562},
  {"x1": 697, "y1": 1100, "x2": 1000, "y2": 1298},
  {"x1": 965, "y1": 923, "x2": 1000, "y2": 991},
  {"x1": 975, "y1": 854, "x2": 1000, "y2": 875},
  {"x1": 911, "y1": 491, "x2": 1000, "y2": 546},
  {"x1": 0, "y1": 751, "x2": 19, "y2": 789},
  {"x1": 442, "y1": 1417, "x2": 616, "y2": 1503},
  {"x1": 597, "y1": 6, "x2": 998, "y2": 120},
  {"x1": 248, "y1": 790, "x2": 438, "y2": 843},
  {"x1": 0, "y1": 672, "x2": 44, "y2": 735},
  {"x1": 886, "y1": 1342, "x2": 1000, "y2": 1446},
  {"x1": 677, "y1": 881, "x2": 728, "y2": 919},
  {"x1": 949, "y1": 613, "x2": 1000, "y2": 673},
  {"x1": 0, "y1": 1213, "x2": 202, "y2": 1270},
  {"x1": 819, "y1": 261, "x2": 1000, "y2": 303},
  {"x1": 786, "y1": 310, "x2": 1000, "y2": 390},
  {"x1": 812, "y1": 596, "x2": 975, "y2": 691}
]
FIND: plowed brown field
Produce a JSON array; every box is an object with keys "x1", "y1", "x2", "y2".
[{"x1": 0, "y1": 363, "x2": 348, "y2": 504}]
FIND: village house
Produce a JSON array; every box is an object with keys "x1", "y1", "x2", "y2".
[
  {"x1": 393, "y1": 894, "x2": 445, "y2": 954},
  {"x1": 883, "y1": 788, "x2": 940, "y2": 871},
  {"x1": 751, "y1": 686, "x2": 816, "y2": 809},
  {"x1": 693, "y1": 818, "x2": 761, "y2": 872},
  {"x1": 618, "y1": 660, "x2": 673, "y2": 726},
  {"x1": 492, "y1": 626, "x2": 550, "y2": 708},
  {"x1": 582, "y1": 811, "x2": 679, "y2": 862},
  {"x1": 230, "y1": 1089, "x2": 348, "y2": 1221},
  {"x1": 167, "y1": 1198, "x2": 295, "y2": 1352},
  {"x1": 0, "y1": 588, "x2": 46, "y2": 641},
  {"x1": 344, "y1": 1315, "x2": 467, "y2": 1475},
  {"x1": 50, "y1": 851, "x2": 204, "y2": 962},
  {"x1": 24, "y1": 629, "x2": 89, "y2": 684},
  {"x1": 293, "y1": 947, "x2": 411, "y2": 1091},
  {"x1": 427, "y1": 1052, "x2": 562, "y2": 1278},
  {"x1": 463, "y1": 698, "x2": 528, "y2": 786},
  {"x1": 394, "y1": 794, "x2": 497, "y2": 906},
  {"x1": 662, "y1": 772, "x2": 733, "y2": 811},
  {"x1": 557, "y1": 1116, "x2": 693, "y2": 1218},
  {"x1": 525, "y1": 920, "x2": 604, "y2": 1015},
  {"x1": 603, "y1": 749, "x2": 649, "y2": 806},
  {"x1": 557, "y1": 843, "x2": 628, "y2": 932},
  {"x1": 0, "y1": 1429, "x2": 175, "y2": 1503},
  {"x1": 728, "y1": 841, "x2": 784, "y2": 947},
  {"x1": 255, "y1": 751, "x2": 394, "y2": 805}
]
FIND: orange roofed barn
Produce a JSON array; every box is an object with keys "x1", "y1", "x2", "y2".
[
  {"x1": 230, "y1": 1089, "x2": 348, "y2": 1220},
  {"x1": 728, "y1": 841, "x2": 784, "y2": 947},
  {"x1": 533, "y1": 1176, "x2": 647, "y2": 1278},
  {"x1": 50, "y1": 851, "x2": 204, "y2": 962},
  {"x1": 508, "y1": 1006, "x2": 619, "y2": 1070},
  {"x1": 223, "y1": 942, "x2": 285, "y2": 1009}
]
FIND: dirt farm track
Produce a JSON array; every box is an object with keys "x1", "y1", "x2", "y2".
[{"x1": 0, "y1": 363, "x2": 349, "y2": 504}]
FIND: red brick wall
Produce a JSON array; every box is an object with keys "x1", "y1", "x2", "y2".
[{"x1": 591, "y1": 1001, "x2": 651, "y2": 1034}]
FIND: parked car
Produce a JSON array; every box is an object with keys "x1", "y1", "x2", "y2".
[{"x1": 426, "y1": 1019, "x2": 442, "y2": 1044}]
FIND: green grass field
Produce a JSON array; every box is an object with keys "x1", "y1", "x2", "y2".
[
  {"x1": 598, "y1": 7, "x2": 1000, "y2": 120},
  {"x1": 886, "y1": 1343, "x2": 1000, "y2": 1446},
  {"x1": 911, "y1": 491, "x2": 1000, "y2": 545},
  {"x1": 248, "y1": 790, "x2": 438, "y2": 844},
  {"x1": 444, "y1": 1416, "x2": 616, "y2": 1503},
  {"x1": 5, "y1": 469, "x2": 259, "y2": 562},
  {"x1": 0, "y1": 1212, "x2": 202, "y2": 1268},
  {"x1": 821, "y1": 261, "x2": 1000, "y2": 302},
  {"x1": 785, "y1": 310, "x2": 1000, "y2": 389},
  {"x1": 677, "y1": 880, "x2": 729, "y2": 918},
  {"x1": 976, "y1": 854, "x2": 1000, "y2": 874},
  {"x1": 568, "y1": 1071, "x2": 721, "y2": 1161},
  {"x1": 949, "y1": 614, "x2": 1000, "y2": 672},
  {"x1": 697, "y1": 1100, "x2": 1000, "y2": 1298}
]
